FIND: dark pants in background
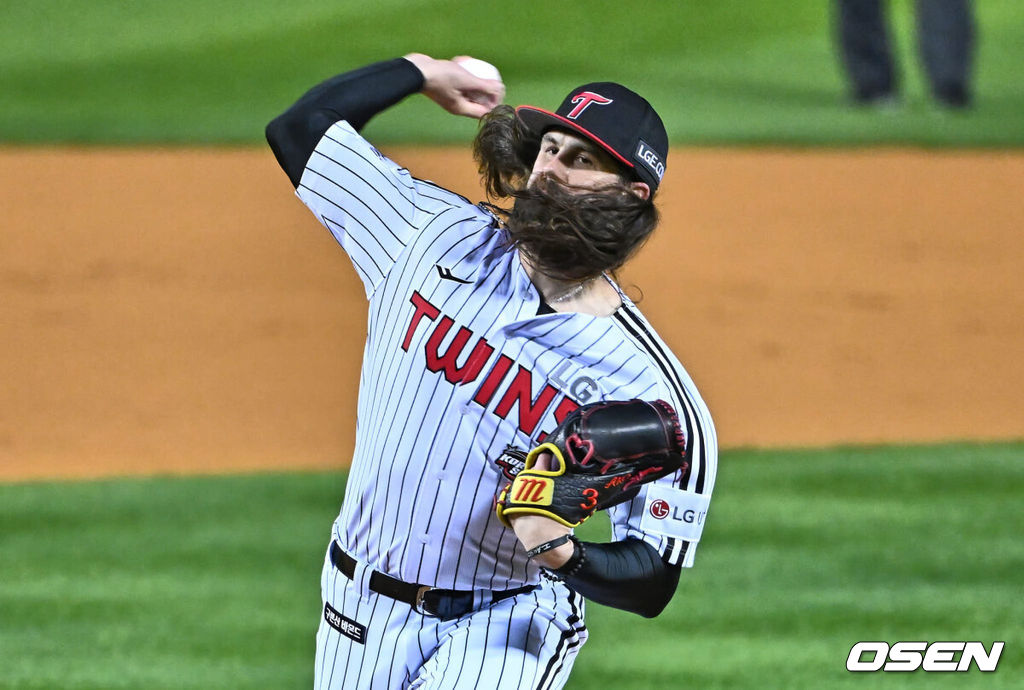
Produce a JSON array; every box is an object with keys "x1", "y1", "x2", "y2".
[{"x1": 836, "y1": 0, "x2": 975, "y2": 107}]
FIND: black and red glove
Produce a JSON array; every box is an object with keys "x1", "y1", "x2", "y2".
[{"x1": 496, "y1": 399, "x2": 687, "y2": 528}]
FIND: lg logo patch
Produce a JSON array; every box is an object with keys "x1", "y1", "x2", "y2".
[
  {"x1": 846, "y1": 641, "x2": 1004, "y2": 672},
  {"x1": 649, "y1": 499, "x2": 670, "y2": 519}
]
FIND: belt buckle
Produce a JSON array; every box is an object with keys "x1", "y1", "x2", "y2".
[{"x1": 414, "y1": 585, "x2": 438, "y2": 617}]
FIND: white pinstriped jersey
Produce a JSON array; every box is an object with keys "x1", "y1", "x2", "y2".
[{"x1": 297, "y1": 121, "x2": 717, "y2": 592}]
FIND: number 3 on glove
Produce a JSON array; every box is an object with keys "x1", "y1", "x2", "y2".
[{"x1": 496, "y1": 399, "x2": 688, "y2": 528}]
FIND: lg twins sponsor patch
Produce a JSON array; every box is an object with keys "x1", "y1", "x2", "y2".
[{"x1": 639, "y1": 483, "x2": 710, "y2": 542}]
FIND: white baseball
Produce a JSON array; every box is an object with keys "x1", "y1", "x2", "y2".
[{"x1": 454, "y1": 57, "x2": 502, "y2": 82}]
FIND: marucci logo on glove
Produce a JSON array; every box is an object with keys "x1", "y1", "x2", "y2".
[{"x1": 510, "y1": 476, "x2": 554, "y2": 505}]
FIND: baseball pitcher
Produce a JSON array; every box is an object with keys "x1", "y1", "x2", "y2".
[{"x1": 266, "y1": 52, "x2": 717, "y2": 690}]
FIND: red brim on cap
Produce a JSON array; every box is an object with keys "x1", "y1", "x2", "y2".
[{"x1": 515, "y1": 105, "x2": 635, "y2": 170}]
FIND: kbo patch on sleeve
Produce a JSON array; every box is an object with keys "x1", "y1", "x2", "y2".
[{"x1": 640, "y1": 483, "x2": 711, "y2": 542}]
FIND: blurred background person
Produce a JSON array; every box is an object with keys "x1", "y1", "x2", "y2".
[{"x1": 835, "y1": 0, "x2": 975, "y2": 108}]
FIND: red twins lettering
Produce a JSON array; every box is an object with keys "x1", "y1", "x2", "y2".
[{"x1": 402, "y1": 291, "x2": 569, "y2": 437}]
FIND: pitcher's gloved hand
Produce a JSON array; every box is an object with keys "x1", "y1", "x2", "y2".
[{"x1": 496, "y1": 399, "x2": 688, "y2": 528}]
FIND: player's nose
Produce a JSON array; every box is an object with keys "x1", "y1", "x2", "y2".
[{"x1": 535, "y1": 157, "x2": 567, "y2": 182}]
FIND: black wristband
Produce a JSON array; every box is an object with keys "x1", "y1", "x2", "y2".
[
  {"x1": 549, "y1": 536, "x2": 586, "y2": 579},
  {"x1": 525, "y1": 534, "x2": 572, "y2": 560}
]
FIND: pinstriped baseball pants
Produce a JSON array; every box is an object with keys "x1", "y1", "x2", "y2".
[{"x1": 314, "y1": 547, "x2": 588, "y2": 690}]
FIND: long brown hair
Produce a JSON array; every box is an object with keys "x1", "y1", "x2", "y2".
[{"x1": 473, "y1": 106, "x2": 660, "y2": 282}]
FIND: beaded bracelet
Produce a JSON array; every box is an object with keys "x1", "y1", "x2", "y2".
[{"x1": 556, "y1": 537, "x2": 586, "y2": 578}]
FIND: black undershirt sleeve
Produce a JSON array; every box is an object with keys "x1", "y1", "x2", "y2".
[
  {"x1": 265, "y1": 57, "x2": 425, "y2": 188},
  {"x1": 553, "y1": 537, "x2": 681, "y2": 618}
]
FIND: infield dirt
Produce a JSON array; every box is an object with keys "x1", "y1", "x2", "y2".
[{"x1": 2, "y1": 147, "x2": 1021, "y2": 480}]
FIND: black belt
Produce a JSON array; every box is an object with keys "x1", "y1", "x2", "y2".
[{"x1": 330, "y1": 541, "x2": 536, "y2": 621}]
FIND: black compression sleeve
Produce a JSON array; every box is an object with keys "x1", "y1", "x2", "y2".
[
  {"x1": 553, "y1": 537, "x2": 681, "y2": 618},
  {"x1": 265, "y1": 57, "x2": 425, "y2": 187}
]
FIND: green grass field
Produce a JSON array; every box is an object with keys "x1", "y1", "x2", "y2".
[
  {"x1": 2, "y1": 443, "x2": 1020, "y2": 689},
  {"x1": 2, "y1": 0, "x2": 1024, "y2": 146}
]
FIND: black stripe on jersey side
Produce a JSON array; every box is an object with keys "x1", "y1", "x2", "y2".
[
  {"x1": 612, "y1": 308, "x2": 704, "y2": 565},
  {"x1": 613, "y1": 308, "x2": 708, "y2": 495},
  {"x1": 303, "y1": 163, "x2": 409, "y2": 245},
  {"x1": 536, "y1": 589, "x2": 587, "y2": 690},
  {"x1": 312, "y1": 139, "x2": 421, "y2": 226}
]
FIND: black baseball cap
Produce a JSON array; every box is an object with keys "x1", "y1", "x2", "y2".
[{"x1": 516, "y1": 82, "x2": 668, "y2": 192}]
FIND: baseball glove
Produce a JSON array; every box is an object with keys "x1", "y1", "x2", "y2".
[{"x1": 495, "y1": 399, "x2": 687, "y2": 528}]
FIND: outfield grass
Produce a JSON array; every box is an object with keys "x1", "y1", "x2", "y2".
[
  {"x1": 1, "y1": 442, "x2": 1020, "y2": 689},
  {"x1": 2, "y1": 1, "x2": 1023, "y2": 146}
]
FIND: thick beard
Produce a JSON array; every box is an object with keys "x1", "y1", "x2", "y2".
[{"x1": 503, "y1": 177, "x2": 658, "y2": 283}]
